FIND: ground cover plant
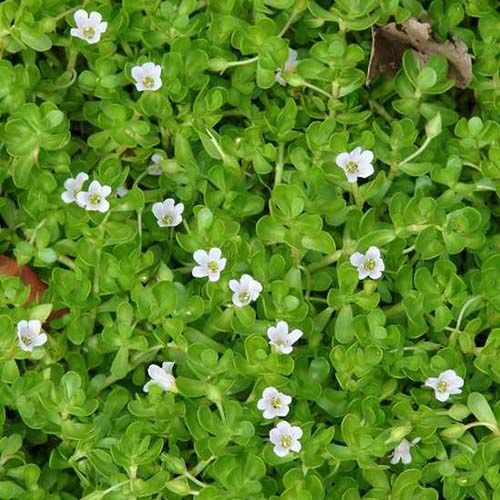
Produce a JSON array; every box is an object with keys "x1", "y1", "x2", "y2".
[{"x1": 0, "y1": 0, "x2": 499, "y2": 498}]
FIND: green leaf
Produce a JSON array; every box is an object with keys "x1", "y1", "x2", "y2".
[{"x1": 467, "y1": 393, "x2": 498, "y2": 430}]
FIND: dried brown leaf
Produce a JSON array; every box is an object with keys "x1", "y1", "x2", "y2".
[{"x1": 367, "y1": 17, "x2": 472, "y2": 89}]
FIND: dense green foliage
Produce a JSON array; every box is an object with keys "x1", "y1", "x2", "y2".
[{"x1": 0, "y1": 0, "x2": 499, "y2": 499}]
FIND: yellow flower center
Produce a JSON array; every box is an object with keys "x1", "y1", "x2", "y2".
[
  {"x1": 271, "y1": 396, "x2": 282, "y2": 409},
  {"x1": 345, "y1": 160, "x2": 358, "y2": 173},
  {"x1": 162, "y1": 214, "x2": 173, "y2": 225},
  {"x1": 21, "y1": 335, "x2": 32, "y2": 345},
  {"x1": 208, "y1": 261, "x2": 219, "y2": 272},
  {"x1": 83, "y1": 27, "x2": 95, "y2": 38},
  {"x1": 364, "y1": 259, "x2": 376, "y2": 271},
  {"x1": 239, "y1": 291, "x2": 250, "y2": 303},
  {"x1": 143, "y1": 76, "x2": 155, "y2": 89},
  {"x1": 89, "y1": 193, "x2": 101, "y2": 204},
  {"x1": 437, "y1": 381, "x2": 448, "y2": 392},
  {"x1": 280, "y1": 435, "x2": 292, "y2": 448}
]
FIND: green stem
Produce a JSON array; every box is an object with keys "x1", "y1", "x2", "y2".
[
  {"x1": 369, "y1": 99, "x2": 393, "y2": 123},
  {"x1": 398, "y1": 135, "x2": 434, "y2": 167},
  {"x1": 455, "y1": 296, "x2": 482, "y2": 333},
  {"x1": 190, "y1": 455, "x2": 216, "y2": 476},
  {"x1": 222, "y1": 56, "x2": 258, "y2": 71},
  {"x1": 132, "y1": 171, "x2": 148, "y2": 189},
  {"x1": 274, "y1": 142, "x2": 285, "y2": 187},
  {"x1": 185, "y1": 472, "x2": 208, "y2": 489},
  {"x1": 307, "y1": 249, "x2": 343, "y2": 272},
  {"x1": 278, "y1": 9, "x2": 299, "y2": 37},
  {"x1": 28, "y1": 219, "x2": 46, "y2": 245},
  {"x1": 350, "y1": 182, "x2": 363, "y2": 209},
  {"x1": 464, "y1": 421, "x2": 500, "y2": 435},
  {"x1": 54, "y1": 0, "x2": 90, "y2": 21},
  {"x1": 302, "y1": 81, "x2": 332, "y2": 99},
  {"x1": 384, "y1": 303, "x2": 405, "y2": 318},
  {"x1": 57, "y1": 255, "x2": 76, "y2": 269},
  {"x1": 216, "y1": 402, "x2": 226, "y2": 422},
  {"x1": 92, "y1": 212, "x2": 111, "y2": 295}
]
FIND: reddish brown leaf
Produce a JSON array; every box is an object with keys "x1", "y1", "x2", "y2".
[{"x1": 0, "y1": 255, "x2": 68, "y2": 322}]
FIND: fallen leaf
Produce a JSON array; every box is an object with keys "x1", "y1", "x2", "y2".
[
  {"x1": 367, "y1": 17, "x2": 472, "y2": 89},
  {"x1": 0, "y1": 255, "x2": 68, "y2": 322}
]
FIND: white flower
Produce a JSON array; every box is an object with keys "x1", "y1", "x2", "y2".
[
  {"x1": 116, "y1": 186, "x2": 129, "y2": 197},
  {"x1": 350, "y1": 246, "x2": 385, "y2": 280},
  {"x1": 229, "y1": 274, "x2": 262, "y2": 307},
  {"x1": 76, "y1": 180, "x2": 112, "y2": 213},
  {"x1": 61, "y1": 172, "x2": 89, "y2": 205},
  {"x1": 336, "y1": 147, "x2": 374, "y2": 183},
  {"x1": 269, "y1": 421, "x2": 303, "y2": 457},
  {"x1": 275, "y1": 48, "x2": 298, "y2": 86},
  {"x1": 70, "y1": 9, "x2": 107, "y2": 44},
  {"x1": 132, "y1": 62, "x2": 162, "y2": 92},
  {"x1": 257, "y1": 387, "x2": 292, "y2": 419},
  {"x1": 148, "y1": 153, "x2": 164, "y2": 175},
  {"x1": 192, "y1": 248, "x2": 227, "y2": 282},
  {"x1": 267, "y1": 321, "x2": 302, "y2": 354},
  {"x1": 152, "y1": 198, "x2": 184, "y2": 227},
  {"x1": 425, "y1": 369, "x2": 464, "y2": 402},
  {"x1": 17, "y1": 320, "x2": 47, "y2": 352},
  {"x1": 143, "y1": 362, "x2": 176, "y2": 393},
  {"x1": 390, "y1": 437, "x2": 421, "y2": 465}
]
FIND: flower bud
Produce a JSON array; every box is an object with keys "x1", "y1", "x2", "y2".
[
  {"x1": 205, "y1": 384, "x2": 222, "y2": 403},
  {"x1": 441, "y1": 424, "x2": 466, "y2": 440},
  {"x1": 386, "y1": 423, "x2": 412, "y2": 444},
  {"x1": 285, "y1": 73, "x2": 305, "y2": 87},
  {"x1": 208, "y1": 58, "x2": 229, "y2": 72},
  {"x1": 425, "y1": 113, "x2": 442, "y2": 138},
  {"x1": 448, "y1": 404, "x2": 470, "y2": 421}
]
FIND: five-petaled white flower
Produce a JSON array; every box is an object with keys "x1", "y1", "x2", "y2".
[
  {"x1": 148, "y1": 153, "x2": 164, "y2": 175},
  {"x1": 425, "y1": 369, "x2": 464, "y2": 402},
  {"x1": 390, "y1": 437, "x2": 421, "y2": 465},
  {"x1": 143, "y1": 362, "x2": 177, "y2": 393},
  {"x1": 336, "y1": 147, "x2": 374, "y2": 183},
  {"x1": 267, "y1": 321, "x2": 302, "y2": 354},
  {"x1": 229, "y1": 274, "x2": 262, "y2": 307},
  {"x1": 350, "y1": 246, "x2": 385, "y2": 280},
  {"x1": 269, "y1": 421, "x2": 303, "y2": 457},
  {"x1": 152, "y1": 198, "x2": 184, "y2": 227},
  {"x1": 17, "y1": 320, "x2": 47, "y2": 352},
  {"x1": 132, "y1": 62, "x2": 162, "y2": 92},
  {"x1": 61, "y1": 172, "x2": 89, "y2": 205},
  {"x1": 76, "y1": 180, "x2": 112, "y2": 213},
  {"x1": 70, "y1": 9, "x2": 108, "y2": 44},
  {"x1": 192, "y1": 248, "x2": 227, "y2": 282},
  {"x1": 257, "y1": 387, "x2": 292, "y2": 419},
  {"x1": 275, "y1": 48, "x2": 298, "y2": 86}
]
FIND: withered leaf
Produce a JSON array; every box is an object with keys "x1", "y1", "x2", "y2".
[
  {"x1": 367, "y1": 17, "x2": 472, "y2": 89},
  {"x1": 0, "y1": 255, "x2": 68, "y2": 323}
]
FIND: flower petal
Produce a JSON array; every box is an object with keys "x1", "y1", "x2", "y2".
[
  {"x1": 435, "y1": 390, "x2": 450, "y2": 402},
  {"x1": 229, "y1": 279, "x2": 240, "y2": 293},
  {"x1": 349, "y1": 252, "x2": 364, "y2": 267},
  {"x1": 208, "y1": 247, "x2": 222, "y2": 261},
  {"x1": 192, "y1": 265, "x2": 208, "y2": 278},
  {"x1": 88, "y1": 11, "x2": 102, "y2": 25},
  {"x1": 74, "y1": 9, "x2": 88, "y2": 26},
  {"x1": 288, "y1": 329, "x2": 303, "y2": 345},
  {"x1": 193, "y1": 250, "x2": 209, "y2": 265},
  {"x1": 360, "y1": 150, "x2": 374, "y2": 163},
  {"x1": 336, "y1": 152, "x2": 350, "y2": 168},
  {"x1": 147, "y1": 364, "x2": 164, "y2": 380},
  {"x1": 425, "y1": 377, "x2": 438, "y2": 389},
  {"x1": 131, "y1": 66, "x2": 144, "y2": 83}
]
